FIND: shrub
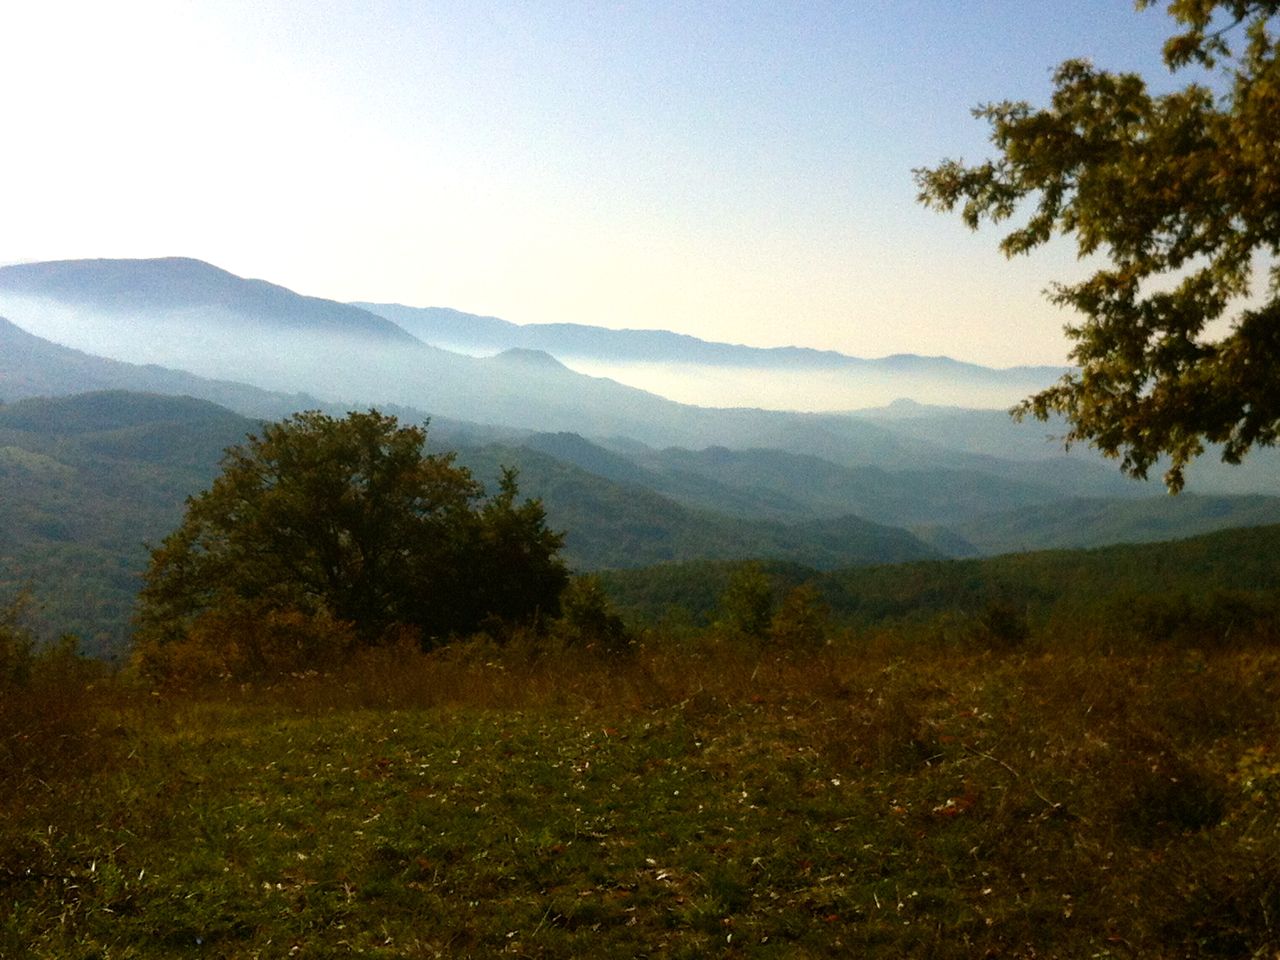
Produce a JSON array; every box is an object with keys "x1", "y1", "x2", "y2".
[
  {"x1": 769, "y1": 583, "x2": 830, "y2": 648},
  {"x1": 716, "y1": 562, "x2": 773, "y2": 641},
  {"x1": 553, "y1": 575, "x2": 632, "y2": 654}
]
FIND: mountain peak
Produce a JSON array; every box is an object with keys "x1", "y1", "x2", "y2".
[
  {"x1": 488, "y1": 348, "x2": 569, "y2": 371},
  {"x1": 0, "y1": 257, "x2": 417, "y2": 344}
]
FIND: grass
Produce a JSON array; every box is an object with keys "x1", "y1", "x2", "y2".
[{"x1": 3, "y1": 632, "x2": 1280, "y2": 958}]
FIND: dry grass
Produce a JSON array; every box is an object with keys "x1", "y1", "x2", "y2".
[{"x1": 4, "y1": 627, "x2": 1279, "y2": 957}]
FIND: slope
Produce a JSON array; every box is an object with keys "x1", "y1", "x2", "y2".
[
  {"x1": 0, "y1": 257, "x2": 415, "y2": 342},
  {"x1": 952, "y1": 494, "x2": 1280, "y2": 556},
  {"x1": 600, "y1": 523, "x2": 1280, "y2": 636},
  {"x1": 0, "y1": 392, "x2": 261, "y2": 656},
  {"x1": 0, "y1": 315, "x2": 323, "y2": 419},
  {"x1": 0, "y1": 392, "x2": 943, "y2": 658}
]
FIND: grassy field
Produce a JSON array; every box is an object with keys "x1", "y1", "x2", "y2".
[{"x1": 4, "y1": 632, "x2": 1280, "y2": 958}]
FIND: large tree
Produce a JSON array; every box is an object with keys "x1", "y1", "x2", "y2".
[
  {"x1": 915, "y1": 1, "x2": 1279, "y2": 490},
  {"x1": 134, "y1": 410, "x2": 567, "y2": 671}
]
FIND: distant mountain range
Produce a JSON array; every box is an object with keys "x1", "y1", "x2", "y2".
[
  {"x1": 3, "y1": 255, "x2": 1280, "y2": 654},
  {"x1": 354, "y1": 301, "x2": 1066, "y2": 410},
  {"x1": 355, "y1": 300, "x2": 1063, "y2": 377},
  {"x1": 2, "y1": 256, "x2": 1274, "y2": 494},
  {"x1": 0, "y1": 257, "x2": 1096, "y2": 460}
]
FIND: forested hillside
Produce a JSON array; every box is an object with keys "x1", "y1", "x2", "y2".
[
  {"x1": 601, "y1": 524, "x2": 1280, "y2": 645},
  {"x1": 5, "y1": 388, "x2": 1280, "y2": 658},
  {"x1": 0, "y1": 393, "x2": 256, "y2": 655},
  {"x1": 0, "y1": 392, "x2": 939, "y2": 655}
]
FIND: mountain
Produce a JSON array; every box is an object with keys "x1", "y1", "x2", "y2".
[
  {"x1": 952, "y1": 494, "x2": 1280, "y2": 556},
  {"x1": 0, "y1": 258, "x2": 1096, "y2": 467},
  {"x1": 0, "y1": 257, "x2": 415, "y2": 343},
  {"x1": 0, "y1": 259, "x2": 923, "y2": 451},
  {"x1": 357, "y1": 300, "x2": 1062, "y2": 377},
  {"x1": 0, "y1": 392, "x2": 261, "y2": 656},
  {"x1": 0, "y1": 298, "x2": 1092, "y2": 517},
  {"x1": 0, "y1": 314, "x2": 325, "y2": 419},
  {"x1": 356, "y1": 301, "x2": 1067, "y2": 411},
  {"x1": 1, "y1": 255, "x2": 1272, "y2": 524},
  {"x1": 599, "y1": 523, "x2": 1280, "y2": 633}
]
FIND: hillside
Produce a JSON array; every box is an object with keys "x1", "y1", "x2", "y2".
[
  {"x1": 8, "y1": 256, "x2": 1269, "y2": 505},
  {"x1": 0, "y1": 392, "x2": 943, "y2": 656},
  {"x1": 0, "y1": 315, "x2": 323, "y2": 419},
  {"x1": 953, "y1": 494, "x2": 1280, "y2": 555},
  {"x1": 0, "y1": 262, "x2": 965, "y2": 454},
  {"x1": 600, "y1": 523, "x2": 1280, "y2": 637},
  {"x1": 0, "y1": 392, "x2": 260, "y2": 655}
]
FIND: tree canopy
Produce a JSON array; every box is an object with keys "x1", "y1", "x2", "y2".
[
  {"x1": 134, "y1": 410, "x2": 567, "y2": 675},
  {"x1": 915, "y1": 0, "x2": 1280, "y2": 490}
]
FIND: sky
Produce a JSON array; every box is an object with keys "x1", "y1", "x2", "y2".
[{"x1": 0, "y1": 1, "x2": 1191, "y2": 367}]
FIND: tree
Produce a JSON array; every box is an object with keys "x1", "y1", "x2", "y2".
[
  {"x1": 915, "y1": 1, "x2": 1280, "y2": 490},
  {"x1": 717, "y1": 562, "x2": 774, "y2": 641},
  {"x1": 134, "y1": 410, "x2": 567, "y2": 672}
]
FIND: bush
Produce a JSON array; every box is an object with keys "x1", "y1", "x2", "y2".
[
  {"x1": 716, "y1": 562, "x2": 774, "y2": 641},
  {"x1": 0, "y1": 589, "x2": 36, "y2": 686},
  {"x1": 135, "y1": 601, "x2": 359, "y2": 684},
  {"x1": 0, "y1": 591, "x2": 110, "y2": 812},
  {"x1": 553, "y1": 576, "x2": 632, "y2": 655},
  {"x1": 769, "y1": 584, "x2": 830, "y2": 648},
  {"x1": 1110, "y1": 589, "x2": 1279, "y2": 647}
]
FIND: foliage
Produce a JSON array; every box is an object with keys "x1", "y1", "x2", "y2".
[
  {"x1": 603, "y1": 523, "x2": 1280, "y2": 649},
  {"x1": 716, "y1": 561, "x2": 775, "y2": 640},
  {"x1": 1, "y1": 588, "x2": 110, "y2": 820},
  {"x1": 768, "y1": 583, "x2": 831, "y2": 647},
  {"x1": 916, "y1": 1, "x2": 1280, "y2": 489},
  {"x1": 553, "y1": 574, "x2": 632, "y2": 654},
  {"x1": 0, "y1": 588, "x2": 35, "y2": 685},
  {"x1": 0, "y1": 392, "x2": 259, "y2": 657},
  {"x1": 1, "y1": 392, "x2": 951, "y2": 659},
  {"x1": 134, "y1": 409, "x2": 567, "y2": 674}
]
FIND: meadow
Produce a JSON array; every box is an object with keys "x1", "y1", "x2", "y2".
[{"x1": 4, "y1": 622, "x2": 1278, "y2": 958}]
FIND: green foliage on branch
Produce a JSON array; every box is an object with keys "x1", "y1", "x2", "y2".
[
  {"x1": 133, "y1": 410, "x2": 567, "y2": 678},
  {"x1": 916, "y1": 1, "x2": 1280, "y2": 490}
]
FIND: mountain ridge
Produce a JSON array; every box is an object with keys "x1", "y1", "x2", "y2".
[
  {"x1": 0, "y1": 257, "x2": 417, "y2": 344},
  {"x1": 355, "y1": 300, "x2": 1067, "y2": 377}
]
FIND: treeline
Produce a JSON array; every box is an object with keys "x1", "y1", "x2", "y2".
[{"x1": 600, "y1": 524, "x2": 1280, "y2": 648}]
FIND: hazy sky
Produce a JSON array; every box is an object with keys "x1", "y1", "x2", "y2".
[{"x1": 2, "y1": 1, "x2": 1187, "y2": 366}]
